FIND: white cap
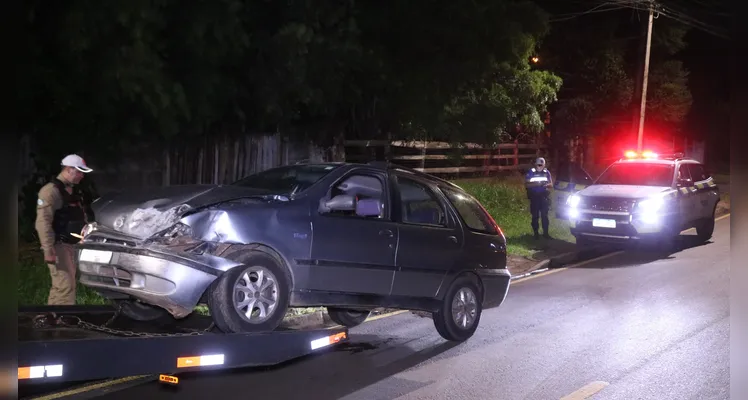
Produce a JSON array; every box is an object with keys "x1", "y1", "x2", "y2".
[
  {"x1": 536, "y1": 157, "x2": 546, "y2": 166},
  {"x1": 61, "y1": 154, "x2": 93, "y2": 173}
]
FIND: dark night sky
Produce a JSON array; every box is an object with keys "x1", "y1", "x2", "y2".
[{"x1": 536, "y1": 0, "x2": 730, "y2": 168}]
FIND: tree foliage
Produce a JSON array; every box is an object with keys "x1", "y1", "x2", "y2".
[
  {"x1": 16, "y1": 0, "x2": 562, "y2": 168},
  {"x1": 537, "y1": 10, "x2": 692, "y2": 139}
]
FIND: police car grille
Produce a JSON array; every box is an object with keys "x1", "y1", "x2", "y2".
[{"x1": 584, "y1": 197, "x2": 634, "y2": 212}]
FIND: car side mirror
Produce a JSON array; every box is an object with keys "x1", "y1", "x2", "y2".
[{"x1": 319, "y1": 194, "x2": 356, "y2": 213}]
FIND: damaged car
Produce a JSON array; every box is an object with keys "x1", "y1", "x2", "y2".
[{"x1": 76, "y1": 162, "x2": 511, "y2": 342}]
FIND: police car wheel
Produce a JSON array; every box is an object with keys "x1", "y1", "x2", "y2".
[{"x1": 695, "y1": 216, "x2": 715, "y2": 242}]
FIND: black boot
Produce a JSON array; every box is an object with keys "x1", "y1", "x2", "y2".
[
  {"x1": 543, "y1": 232, "x2": 551, "y2": 239},
  {"x1": 534, "y1": 231, "x2": 540, "y2": 240}
]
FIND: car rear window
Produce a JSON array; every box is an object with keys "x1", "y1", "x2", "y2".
[{"x1": 441, "y1": 187, "x2": 497, "y2": 235}]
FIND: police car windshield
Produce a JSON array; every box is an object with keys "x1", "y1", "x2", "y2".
[
  {"x1": 232, "y1": 164, "x2": 340, "y2": 194},
  {"x1": 595, "y1": 163, "x2": 674, "y2": 187}
]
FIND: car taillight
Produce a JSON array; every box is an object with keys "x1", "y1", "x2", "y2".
[{"x1": 477, "y1": 202, "x2": 505, "y2": 240}]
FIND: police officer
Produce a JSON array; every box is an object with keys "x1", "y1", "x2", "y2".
[
  {"x1": 525, "y1": 157, "x2": 553, "y2": 240},
  {"x1": 35, "y1": 154, "x2": 95, "y2": 305}
]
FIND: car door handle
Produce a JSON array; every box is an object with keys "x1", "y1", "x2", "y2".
[
  {"x1": 379, "y1": 229, "x2": 394, "y2": 237},
  {"x1": 447, "y1": 235, "x2": 458, "y2": 243}
]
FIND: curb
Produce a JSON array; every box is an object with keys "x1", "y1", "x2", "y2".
[{"x1": 510, "y1": 246, "x2": 611, "y2": 281}]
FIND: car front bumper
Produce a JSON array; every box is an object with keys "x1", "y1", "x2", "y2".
[
  {"x1": 76, "y1": 234, "x2": 243, "y2": 318},
  {"x1": 477, "y1": 269, "x2": 512, "y2": 309},
  {"x1": 568, "y1": 211, "x2": 676, "y2": 243}
]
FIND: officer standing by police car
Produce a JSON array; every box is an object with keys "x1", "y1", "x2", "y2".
[
  {"x1": 525, "y1": 157, "x2": 553, "y2": 240},
  {"x1": 35, "y1": 154, "x2": 96, "y2": 305}
]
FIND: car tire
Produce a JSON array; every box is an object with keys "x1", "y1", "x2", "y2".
[
  {"x1": 433, "y1": 275, "x2": 483, "y2": 342},
  {"x1": 207, "y1": 250, "x2": 291, "y2": 333},
  {"x1": 327, "y1": 308, "x2": 371, "y2": 327},
  {"x1": 696, "y1": 214, "x2": 716, "y2": 242},
  {"x1": 114, "y1": 299, "x2": 173, "y2": 323}
]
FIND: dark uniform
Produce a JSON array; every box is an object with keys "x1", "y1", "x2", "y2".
[
  {"x1": 35, "y1": 173, "x2": 94, "y2": 305},
  {"x1": 525, "y1": 164, "x2": 553, "y2": 239}
]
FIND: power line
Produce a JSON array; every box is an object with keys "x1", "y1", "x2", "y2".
[{"x1": 548, "y1": 0, "x2": 730, "y2": 39}]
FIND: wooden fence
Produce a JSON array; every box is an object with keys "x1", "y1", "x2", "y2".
[{"x1": 345, "y1": 139, "x2": 547, "y2": 176}]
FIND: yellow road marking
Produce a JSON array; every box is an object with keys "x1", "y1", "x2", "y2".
[
  {"x1": 560, "y1": 381, "x2": 610, "y2": 400},
  {"x1": 366, "y1": 310, "x2": 408, "y2": 322},
  {"x1": 682, "y1": 212, "x2": 730, "y2": 233},
  {"x1": 29, "y1": 375, "x2": 152, "y2": 400},
  {"x1": 512, "y1": 250, "x2": 625, "y2": 284}
]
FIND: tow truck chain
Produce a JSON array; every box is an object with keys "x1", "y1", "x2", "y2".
[{"x1": 32, "y1": 312, "x2": 215, "y2": 338}]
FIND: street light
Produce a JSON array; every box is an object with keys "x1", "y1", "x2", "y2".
[{"x1": 531, "y1": 56, "x2": 539, "y2": 63}]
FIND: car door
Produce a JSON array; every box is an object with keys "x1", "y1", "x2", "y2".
[
  {"x1": 687, "y1": 163, "x2": 716, "y2": 219},
  {"x1": 309, "y1": 168, "x2": 398, "y2": 296},
  {"x1": 389, "y1": 173, "x2": 463, "y2": 299},
  {"x1": 675, "y1": 163, "x2": 697, "y2": 226},
  {"x1": 554, "y1": 162, "x2": 594, "y2": 220}
]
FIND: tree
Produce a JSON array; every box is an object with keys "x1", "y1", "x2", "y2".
[{"x1": 536, "y1": 8, "x2": 692, "y2": 146}]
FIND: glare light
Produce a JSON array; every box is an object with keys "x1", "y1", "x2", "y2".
[
  {"x1": 638, "y1": 197, "x2": 663, "y2": 211},
  {"x1": 567, "y1": 195, "x2": 581, "y2": 208},
  {"x1": 624, "y1": 150, "x2": 638, "y2": 158},
  {"x1": 641, "y1": 150, "x2": 658, "y2": 159}
]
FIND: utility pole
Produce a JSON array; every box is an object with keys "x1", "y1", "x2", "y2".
[{"x1": 636, "y1": 0, "x2": 655, "y2": 152}]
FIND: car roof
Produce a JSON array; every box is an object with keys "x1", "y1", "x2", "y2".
[{"x1": 293, "y1": 160, "x2": 464, "y2": 190}]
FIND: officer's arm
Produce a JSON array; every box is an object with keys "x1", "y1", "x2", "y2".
[{"x1": 35, "y1": 185, "x2": 61, "y2": 259}]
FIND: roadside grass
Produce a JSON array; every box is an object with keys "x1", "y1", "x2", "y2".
[
  {"x1": 453, "y1": 176, "x2": 576, "y2": 257},
  {"x1": 17, "y1": 174, "x2": 575, "y2": 307},
  {"x1": 712, "y1": 173, "x2": 729, "y2": 185}
]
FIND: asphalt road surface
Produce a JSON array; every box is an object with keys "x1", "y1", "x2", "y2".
[{"x1": 96, "y1": 216, "x2": 730, "y2": 400}]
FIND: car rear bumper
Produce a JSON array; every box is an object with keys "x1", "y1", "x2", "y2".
[
  {"x1": 477, "y1": 269, "x2": 511, "y2": 309},
  {"x1": 76, "y1": 241, "x2": 242, "y2": 318}
]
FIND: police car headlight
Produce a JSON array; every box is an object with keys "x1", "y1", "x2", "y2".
[
  {"x1": 567, "y1": 195, "x2": 581, "y2": 208},
  {"x1": 637, "y1": 198, "x2": 663, "y2": 211}
]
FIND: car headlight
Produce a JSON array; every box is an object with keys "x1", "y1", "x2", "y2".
[
  {"x1": 80, "y1": 222, "x2": 98, "y2": 239},
  {"x1": 567, "y1": 195, "x2": 581, "y2": 208},
  {"x1": 637, "y1": 197, "x2": 663, "y2": 211}
]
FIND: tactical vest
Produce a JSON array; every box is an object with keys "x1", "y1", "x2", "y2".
[
  {"x1": 51, "y1": 179, "x2": 89, "y2": 244},
  {"x1": 525, "y1": 168, "x2": 552, "y2": 198}
]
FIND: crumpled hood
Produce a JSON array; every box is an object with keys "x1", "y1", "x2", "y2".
[
  {"x1": 578, "y1": 184, "x2": 672, "y2": 199},
  {"x1": 92, "y1": 184, "x2": 273, "y2": 239}
]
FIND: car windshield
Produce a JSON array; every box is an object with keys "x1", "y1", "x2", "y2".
[
  {"x1": 231, "y1": 164, "x2": 340, "y2": 194},
  {"x1": 595, "y1": 163, "x2": 674, "y2": 187}
]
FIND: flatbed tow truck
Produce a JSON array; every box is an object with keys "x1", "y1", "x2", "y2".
[{"x1": 18, "y1": 305, "x2": 349, "y2": 399}]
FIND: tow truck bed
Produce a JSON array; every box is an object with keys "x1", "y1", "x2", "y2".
[{"x1": 18, "y1": 305, "x2": 349, "y2": 398}]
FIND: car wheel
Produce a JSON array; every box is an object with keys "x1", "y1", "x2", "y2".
[
  {"x1": 433, "y1": 275, "x2": 482, "y2": 342},
  {"x1": 696, "y1": 215, "x2": 715, "y2": 242},
  {"x1": 114, "y1": 299, "x2": 172, "y2": 323},
  {"x1": 327, "y1": 308, "x2": 371, "y2": 327},
  {"x1": 207, "y1": 251, "x2": 290, "y2": 333}
]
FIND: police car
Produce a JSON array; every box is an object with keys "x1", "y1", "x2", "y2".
[{"x1": 564, "y1": 151, "x2": 720, "y2": 249}]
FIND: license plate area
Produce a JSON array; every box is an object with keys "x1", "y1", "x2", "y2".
[
  {"x1": 592, "y1": 218, "x2": 617, "y2": 228},
  {"x1": 79, "y1": 249, "x2": 113, "y2": 264}
]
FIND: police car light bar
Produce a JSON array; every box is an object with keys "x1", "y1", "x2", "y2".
[{"x1": 623, "y1": 150, "x2": 658, "y2": 159}]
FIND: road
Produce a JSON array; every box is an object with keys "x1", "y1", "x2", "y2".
[{"x1": 98, "y1": 216, "x2": 730, "y2": 400}]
